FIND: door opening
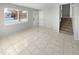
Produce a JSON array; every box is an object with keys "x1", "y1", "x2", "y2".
[{"x1": 59, "y1": 4, "x2": 73, "y2": 34}]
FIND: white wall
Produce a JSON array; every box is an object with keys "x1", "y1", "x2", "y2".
[
  {"x1": 39, "y1": 11, "x2": 44, "y2": 26},
  {"x1": 72, "y1": 3, "x2": 79, "y2": 40},
  {"x1": 70, "y1": 4, "x2": 73, "y2": 18},
  {"x1": 39, "y1": 4, "x2": 60, "y2": 32}
]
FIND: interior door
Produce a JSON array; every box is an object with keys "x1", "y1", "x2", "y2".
[{"x1": 33, "y1": 11, "x2": 39, "y2": 27}]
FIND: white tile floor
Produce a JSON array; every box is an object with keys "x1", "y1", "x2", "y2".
[{"x1": 0, "y1": 27, "x2": 79, "y2": 55}]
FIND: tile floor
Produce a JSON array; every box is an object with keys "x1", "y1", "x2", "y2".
[{"x1": 0, "y1": 27, "x2": 79, "y2": 55}]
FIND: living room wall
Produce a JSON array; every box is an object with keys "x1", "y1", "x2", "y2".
[{"x1": 0, "y1": 3, "x2": 39, "y2": 37}]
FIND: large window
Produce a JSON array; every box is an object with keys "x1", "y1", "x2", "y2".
[{"x1": 4, "y1": 8, "x2": 28, "y2": 25}]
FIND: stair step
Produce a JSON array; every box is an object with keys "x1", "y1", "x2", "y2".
[
  {"x1": 61, "y1": 26, "x2": 72, "y2": 29},
  {"x1": 61, "y1": 21, "x2": 72, "y2": 26},
  {"x1": 60, "y1": 27, "x2": 73, "y2": 33},
  {"x1": 61, "y1": 21, "x2": 72, "y2": 24},
  {"x1": 60, "y1": 30, "x2": 73, "y2": 35},
  {"x1": 62, "y1": 22, "x2": 72, "y2": 24},
  {"x1": 61, "y1": 24, "x2": 72, "y2": 27}
]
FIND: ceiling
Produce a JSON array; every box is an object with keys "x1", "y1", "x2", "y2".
[{"x1": 13, "y1": 3, "x2": 64, "y2": 10}]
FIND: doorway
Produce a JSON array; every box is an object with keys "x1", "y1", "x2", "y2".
[{"x1": 59, "y1": 4, "x2": 73, "y2": 34}]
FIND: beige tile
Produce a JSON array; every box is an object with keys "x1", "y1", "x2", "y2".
[
  {"x1": 0, "y1": 27, "x2": 76, "y2": 55},
  {"x1": 4, "y1": 46, "x2": 16, "y2": 55}
]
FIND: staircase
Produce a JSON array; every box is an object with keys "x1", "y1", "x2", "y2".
[{"x1": 60, "y1": 17, "x2": 73, "y2": 34}]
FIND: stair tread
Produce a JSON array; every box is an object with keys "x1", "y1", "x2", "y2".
[
  {"x1": 61, "y1": 25, "x2": 72, "y2": 29},
  {"x1": 60, "y1": 28, "x2": 73, "y2": 32},
  {"x1": 60, "y1": 30, "x2": 73, "y2": 35},
  {"x1": 60, "y1": 30, "x2": 73, "y2": 33}
]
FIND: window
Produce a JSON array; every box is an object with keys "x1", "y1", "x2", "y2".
[
  {"x1": 19, "y1": 10, "x2": 28, "y2": 22},
  {"x1": 4, "y1": 8, "x2": 28, "y2": 25}
]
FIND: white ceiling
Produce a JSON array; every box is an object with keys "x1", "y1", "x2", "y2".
[{"x1": 13, "y1": 3, "x2": 63, "y2": 10}]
